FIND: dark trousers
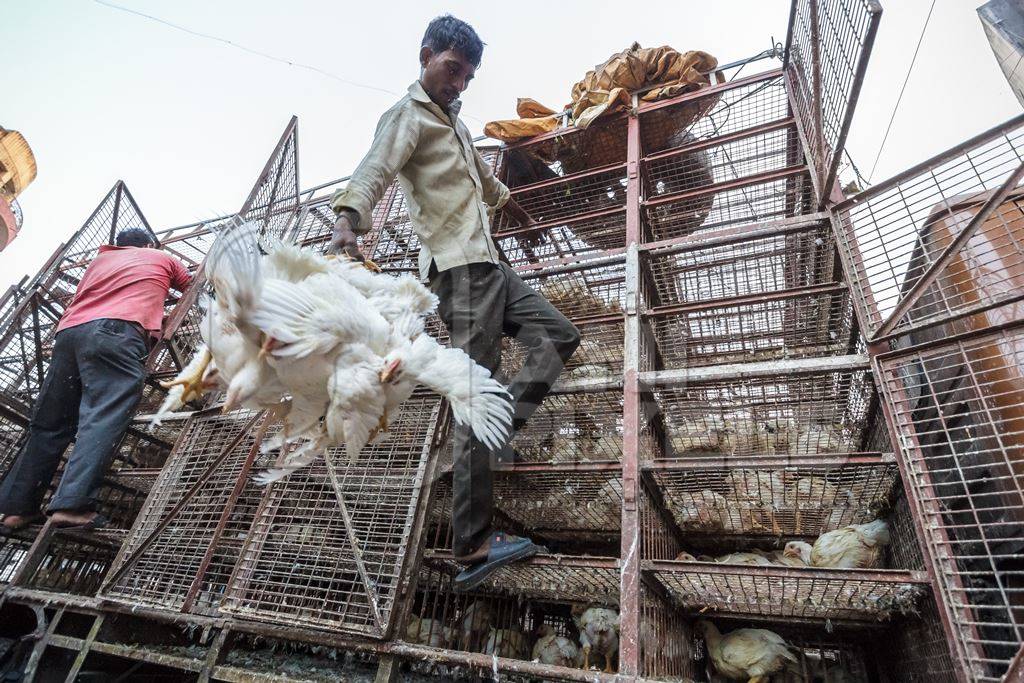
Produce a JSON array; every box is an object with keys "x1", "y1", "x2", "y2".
[
  {"x1": 0, "y1": 319, "x2": 147, "y2": 515},
  {"x1": 429, "y1": 262, "x2": 580, "y2": 556}
]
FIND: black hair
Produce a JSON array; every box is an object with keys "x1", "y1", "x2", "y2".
[
  {"x1": 115, "y1": 227, "x2": 155, "y2": 248},
  {"x1": 421, "y1": 15, "x2": 484, "y2": 67}
]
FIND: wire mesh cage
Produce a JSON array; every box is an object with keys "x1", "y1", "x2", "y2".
[
  {"x1": 650, "y1": 365, "x2": 876, "y2": 460},
  {"x1": 643, "y1": 456, "x2": 899, "y2": 543},
  {"x1": 219, "y1": 392, "x2": 442, "y2": 638},
  {"x1": 400, "y1": 564, "x2": 619, "y2": 679},
  {"x1": 638, "y1": 73, "x2": 817, "y2": 242},
  {"x1": 833, "y1": 116, "x2": 1024, "y2": 343},
  {"x1": 99, "y1": 409, "x2": 269, "y2": 612},
  {"x1": 785, "y1": 0, "x2": 881, "y2": 200},
  {"x1": 878, "y1": 322, "x2": 1024, "y2": 680},
  {"x1": 643, "y1": 218, "x2": 837, "y2": 309}
]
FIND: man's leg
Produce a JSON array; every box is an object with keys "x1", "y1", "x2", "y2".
[
  {"x1": 500, "y1": 263, "x2": 581, "y2": 435},
  {"x1": 0, "y1": 329, "x2": 82, "y2": 524},
  {"x1": 430, "y1": 263, "x2": 506, "y2": 559},
  {"x1": 46, "y1": 320, "x2": 146, "y2": 519}
]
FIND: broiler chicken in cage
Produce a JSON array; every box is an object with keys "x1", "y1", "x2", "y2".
[{"x1": 151, "y1": 220, "x2": 513, "y2": 483}]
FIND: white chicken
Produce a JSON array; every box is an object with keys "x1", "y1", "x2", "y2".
[
  {"x1": 810, "y1": 519, "x2": 891, "y2": 569},
  {"x1": 775, "y1": 541, "x2": 813, "y2": 567},
  {"x1": 532, "y1": 624, "x2": 581, "y2": 667},
  {"x1": 572, "y1": 606, "x2": 619, "y2": 673},
  {"x1": 696, "y1": 620, "x2": 798, "y2": 683},
  {"x1": 483, "y1": 627, "x2": 530, "y2": 660},
  {"x1": 671, "y1": 489, "x2": 728, "y2": 533},
  {"x1": 155, "y1": 220, "x2": 514, "y2": 483},
  {"x1": 459, "y1": 600, "x2": 493, "y2": 652},
  {"x1": 786, "y1": 476, "x2": 851, "y2": 506},
  {"x1": 714, "y1": 552, "x2": 775, "y2": 567},
  {"x1": 405, "y1": 616, "x2": 453, "y2": 648}
]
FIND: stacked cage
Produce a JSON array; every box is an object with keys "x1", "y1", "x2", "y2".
[
  {"x1": 833, "y1": 115, "x2": 1024, "y2": 681},
  {"x1": 0, "y1": 182, "x2": 181, "y2": 597}
]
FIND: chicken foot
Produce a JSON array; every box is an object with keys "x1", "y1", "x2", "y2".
[
  {"x1": 160, "y1": 346, "x2": 213, "y2": 403},
  {"x1": 604, "y1": 651, "x2": 615, "y2": 674}
]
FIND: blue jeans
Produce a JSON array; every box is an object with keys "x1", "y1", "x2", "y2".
[{"x1": 0, "y1": 318, "x2": 147, "y2": 515}]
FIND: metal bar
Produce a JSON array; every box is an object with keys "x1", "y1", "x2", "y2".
[
  {"x1": 29, "y1": 296, "x2": 44, "y2": 392},
  {"x1": 180, "y1": 413, "x2": 272, "y2": 614},
  {"x1": 821, "y1": 5, "x2": 881, "y2": 206},
  {"x1": 21, "y1": 606, "x2": 61, "y2": 683},
  {"x1": 873, "y1": 161, "x2": 1024, "y2": 341},
  {"x1": 1005, "y1": 644, "x2": 1024, "y2": 683},
  {"x1": 809, "y1": 0, "x2": 825, "y2": 194},
  {"x1": 99, "y1": 411, "x2": 262, "y2": 592},
  {"x1": 108, "y1": 181, "x2": 123, "y2": 245},
  {"x1": 643, "y1": 559, "x2": 929, "y2": 583},
  {"x1": 642, "y1": 353, "x2": 869, "y2": 386},
  {"x1": 644, "y1": 281, "x2": 846, "y2": 318},
  {"x1": 642, "y1": 452, "x2": 893, "y2": 471},
  {"x1": 618, "y1": 103, "x2": 642, "y2": 678},
  {"x1": 322, "y1": 450, "x2": 386, "y2": 634},
  {"x1": 836, "y1": 114, "x2": 1024, "y2": 210},
  {"x1": 509, "y1": 160, "x2": 627, "y2": 196},
  {"x1": 643, "y1": 117, "x2": 796, "y2": 163},
  {"x1": 9, "y1": 520, "x2": 56, "y2": 588},
  {"x1": 642, "y1": 164, "x2": 808, "y2": 208},
  {"x1": 494, "y1": 206, "x2": 625, "y2": 240},
  {"x1": 636, "y1": 68, "x2": 784, "y2": 116},
  {"x1": 63, "y1": 614, "x2": 104, "y2": 683},
  {"x1": 785, "y1": 61, "x2": 826, "y2": 209},
  {"x1": 782, "y1": 0, "x2": 798, "y2": 69}
]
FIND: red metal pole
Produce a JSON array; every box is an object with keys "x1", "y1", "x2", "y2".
[{"x1": 619, "y1": 99, "x2": 642, "y2": 677}]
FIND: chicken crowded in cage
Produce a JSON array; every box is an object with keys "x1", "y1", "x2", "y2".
[{"x1": 151, "y1": 218, "x2": 513, "y2": 483}]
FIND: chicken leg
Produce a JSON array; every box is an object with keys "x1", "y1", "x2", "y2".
[
  {"x1": 748, "y1": 677, "x2": 767, "y2": 683},
  {"x1": 160, "y1": 346, "x2": 213, "y2": 403},
  {"x1": 581, "y1": 645, "x2": 590, "y2": 671},
  {"x1": 604, "y1": 651, "x2": 615, "y2": 673},
  {"x1": 367, "y1": 408, "x2": 389, "y2": 443}
]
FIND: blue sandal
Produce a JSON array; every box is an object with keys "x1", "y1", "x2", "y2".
[{"x1": 454, "y1": 532, "x2": 542, "y2": 593}]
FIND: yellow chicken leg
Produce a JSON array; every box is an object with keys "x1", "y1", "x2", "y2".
[
  {"x1": 749, "y1": 677, "x2": 767, "y2": 683},
  {"x1": 581, "y1": 645, "x2": 590, "y2": 671},
  {"x1": 604, "y1": 651, "x2": 614, "y2": 673},
  {"x1": 160, "y1": 347, "x2": 212, "y2": 403},
  {"x1": 367, "y1": 408, "x2": 389, "y2": 443}
]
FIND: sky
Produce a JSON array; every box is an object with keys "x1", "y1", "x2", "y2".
[{"x1": 1, "y1": 0, "x2": 1020, "y2": 289}]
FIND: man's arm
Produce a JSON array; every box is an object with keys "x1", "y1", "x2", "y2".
[
  {"x1": 329, "y1": 106, "x2": 419, "y2": 258},
  {"x1": 169, "y1": 257, "x2": 193, "y2": 292}
]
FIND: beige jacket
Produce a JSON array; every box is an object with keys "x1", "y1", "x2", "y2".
[{"x1": 330, "y1": 81, "x2": 510, "y2": 281}]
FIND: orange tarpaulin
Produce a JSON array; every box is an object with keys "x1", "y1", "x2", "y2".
[{"x1": 484, "y1": 43, "x2": 720, "y2": 142}]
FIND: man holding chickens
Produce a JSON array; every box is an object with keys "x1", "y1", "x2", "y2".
[{"x1": 327, "y1": 15, "x2": 580, "y2": 591}]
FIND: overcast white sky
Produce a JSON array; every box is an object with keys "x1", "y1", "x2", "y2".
[{"x1": 1, "y1": 0, "x2": 1019, "y2": 289}]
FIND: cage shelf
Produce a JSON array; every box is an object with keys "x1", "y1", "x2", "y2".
[
  {"x1": 645, "y1": 560, "x2": 929, "y2": 622},
  {"x1": 425, "y1": 553, "x2": 619, "y2": 606},
  {"x1": 643, "y1": 455, "x2": 900, "y2": 540}
]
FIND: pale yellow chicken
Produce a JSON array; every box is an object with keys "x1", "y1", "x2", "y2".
[
  {"x1": 714, "y1": 551, "x2": 775, "y2": 567},
  {"x1": 483, "y1": 627, "x2": 530, "y2": 659},
  {"x1": 671, "y1": 489, "x2": 728, "y2": 533},
  {"x1": 531, "y1": 624, "x2": 582, "y2": 667},
  {"x1": 810, "y1": 519, "x2": 890, "y2": 569},
  {"x1": 572, "y1": 606, "x2": 619, "y2": 673},
  {"x1": 405, "y1": 616, "x2": 453, "y2": 648},
  {"x1": 773, "y1": 541, "x2": 813, "y2": 567},
  {"x1": 696, "y1": 620, "x2": 798, "y2": 683},
  {"x1": 459, "y1": 600, "x2": 493, "y2": 652}
]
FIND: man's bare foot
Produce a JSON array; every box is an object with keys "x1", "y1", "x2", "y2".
[
  {"x1": 455, "y1": 537, "x2": 492, "y2": 564},
  {"x1": 50, "y1": 510, "x2": 100, "y2": 528},
  {"x1": 1, "y1": 514, "x2": 41, "y2": 532}
]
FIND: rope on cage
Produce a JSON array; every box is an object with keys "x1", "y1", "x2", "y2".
[{"x1": 867, "y1": 0, "x2": 937, "y2": 183}]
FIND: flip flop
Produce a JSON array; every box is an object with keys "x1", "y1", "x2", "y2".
[
  {"x1": 454, "y1": 532, "x2": 543, "y2": 593},
  {"x1": 54, "y1": 513, "x2": 110, "y2": 532}
]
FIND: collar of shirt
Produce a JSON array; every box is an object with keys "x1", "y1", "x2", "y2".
[{"x1": 407, "y1": 81, "x2": 462, "y2": 126}]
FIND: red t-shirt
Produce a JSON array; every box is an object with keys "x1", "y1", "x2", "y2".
[{"x1": 57, "y1": 245, "x2": 192, "y2": 336}]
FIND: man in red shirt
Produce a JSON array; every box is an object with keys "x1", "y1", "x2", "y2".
[{"x1": 0, "y1": 227, "x2": 191, "y2": 532}]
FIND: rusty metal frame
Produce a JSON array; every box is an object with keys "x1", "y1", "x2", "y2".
[
  {"x1": 618, "y1": 98, "x2": 643, "y2": 678},
  {"x1": 871, "y1": 160, "x2": 1024, "y2": 342}
]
